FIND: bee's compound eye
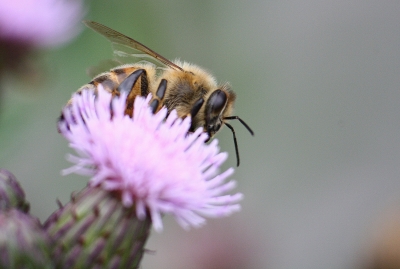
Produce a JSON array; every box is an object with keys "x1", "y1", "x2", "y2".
[{"x1": 209, "y1": 89, "x2": 227, "y2": 114}]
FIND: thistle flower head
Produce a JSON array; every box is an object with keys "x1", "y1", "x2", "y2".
[{"x1": 59, "y1": 85, "x2": 242, "y2": 231}]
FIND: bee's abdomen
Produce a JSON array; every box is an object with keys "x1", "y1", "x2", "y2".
[
  {"x1": 90, "y1": 66, "x2": 150, "y2": 116},
  {"x1": 90, "y1": 73, "x2": 118, "y2": 92}
]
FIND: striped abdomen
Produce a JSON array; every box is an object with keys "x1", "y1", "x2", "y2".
[{"x1": 90, "y1": 66, "x2": 152, "y2": 116}]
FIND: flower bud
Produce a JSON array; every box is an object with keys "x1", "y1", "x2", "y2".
[
  {"x1": 0, "y1": 209, "x2": 54, "y2": 269},
  {"x1": 44, "y1": 186, "x2": 151, "y2": 269},
  {"x1": 0, "y1": 169, "x2": 30, "y2": 213}
]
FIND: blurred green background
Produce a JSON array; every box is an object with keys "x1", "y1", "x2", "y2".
[{"x1": 2, "y1": 1, "x2": 400, "y2": 268}]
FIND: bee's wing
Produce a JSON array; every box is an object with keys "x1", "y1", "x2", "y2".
[
  {"x1": 86, "y1": 58, "x2": 123, "y2": 78},
  {"x1": 110, "y1": 43, "x2": 168, "y2": 71},
  {"x1": 84, "y1": 21, "x2": 184, "y2": 72}
]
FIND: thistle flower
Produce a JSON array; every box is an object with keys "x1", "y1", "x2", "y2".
[{"x1": 59, "y1": 85, "x2": 243, "y2": 232}]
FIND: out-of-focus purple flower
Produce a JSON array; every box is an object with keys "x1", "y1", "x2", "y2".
[
  {"x1": 59, "y1": 85, "x2": 243, "y2": 232},
  {"x1": 0, "y1": 0, "x2": 84, "y2": 48},
  {"x1": 0, "y1": 0, "x2": 84, "y2": 95}
]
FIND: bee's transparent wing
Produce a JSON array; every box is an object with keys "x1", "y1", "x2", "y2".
[
  {"x1": 86, "y1": 45, "x2": 167, "y2": 78},
  {"x1": 84, "y1": 21, "x2": 183, "y2": 72},
  {"x1": 111, "y1": 43, "x2": 168, "y2": 71},
  {"x1": 86, "y1": 58, "x2": 123, "y2": 78}
]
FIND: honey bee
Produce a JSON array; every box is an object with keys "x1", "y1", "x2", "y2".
[{"x1": 69, "y1": 21, "x2": 253, "y2": 166}]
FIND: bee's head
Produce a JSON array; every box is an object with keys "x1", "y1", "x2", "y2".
[
  {"x1": 203, "y1": 85, "x2": 254, "y2": 167},
  {"x1": 186, "y1": 82, "x2": 235, "y2": 139},
  {"x1": 204, "y1": 89, "x2": 228, "y2": 139},
  {"x1": 184, "y1": 79, "x2": 253, "y2": 167}
]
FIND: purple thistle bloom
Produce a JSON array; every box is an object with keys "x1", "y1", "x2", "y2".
[
  {"x1": 0, "y1": 0, "x2": 84, "y2": 47},
  {"x1": 59, "y1": 85, "x2": 243, "y2": 232}
]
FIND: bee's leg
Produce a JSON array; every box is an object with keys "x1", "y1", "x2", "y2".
[
  {"x1": 149, "y1": 99, "x2": 159, "y2": 114},
  {"x1": 117, "y1": 69, "x2": 148, "y2": 116},
  {"x1": 117, "y1": 69, "x2": 146, "y2": 94},
  {"x1": 190, "y1": 98, "x2": 204, "y2": 118},
  {"x1": 156, "y1": 79, "x2": 167, "y2": 100},
  {"x1": 149, "y1": 79, "x2": 167, "y2": 114},
  {"x1": 139, "y1": 71, "x2": 149, "y2": 97},
  {"x1": 187, "y1": 98, "x2": 204, "y2": 132}
]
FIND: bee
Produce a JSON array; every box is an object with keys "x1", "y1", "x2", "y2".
[{"x1": 70, "y1": 21, "x2": 253, "y2": 166}]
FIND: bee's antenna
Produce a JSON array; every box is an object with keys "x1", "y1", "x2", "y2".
[
  {"x1": 224, "y1": 116, "x2": 254, "y2": 166},
  {"x1": 224, "y1": 122, "x2": 240, "y2": 167},
  {"x1": 224, "y1": 116, "x2": 254, "y2": 136}
]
